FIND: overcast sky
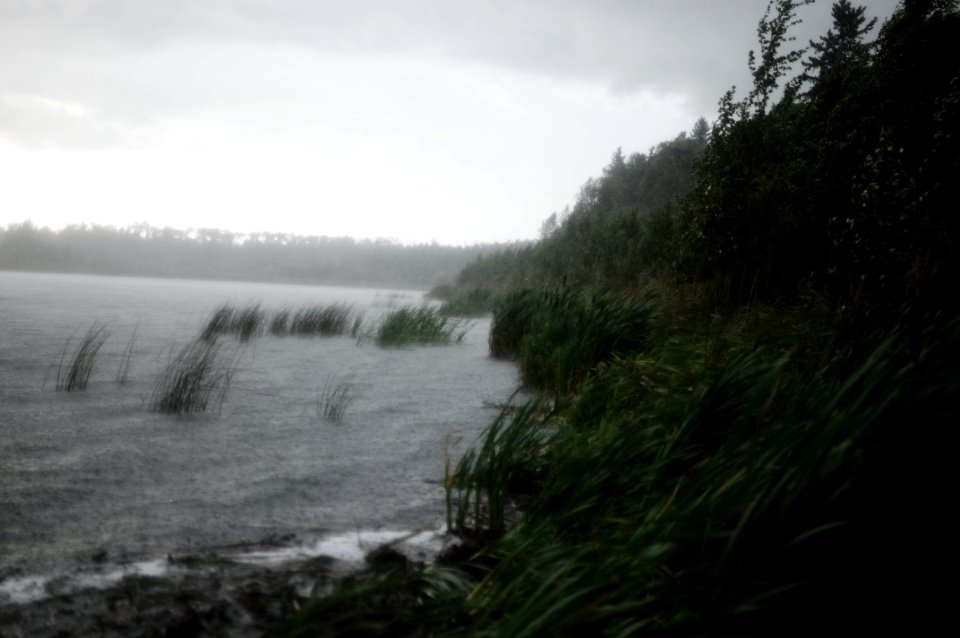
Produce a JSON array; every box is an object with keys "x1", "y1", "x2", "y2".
[{"x1": 0, "y1": 0, "x2": 899, "y2": 245}]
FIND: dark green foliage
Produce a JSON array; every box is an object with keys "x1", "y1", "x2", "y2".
[
  {"x1": 447, "y1": 400, "x2": 548, "y2": 535},
  {"x1": 803, "y1": 0, "x2": 877, "y2": 83},
  {"x1": 441, "y1": 317, "x2": 960, "y2": 635},
  {"x1": 488, "y1": 289, "x2": 540, "y2": 359},
  {"x1": 682, "y1": 0, "x2": 960, "y2": 327},
  {"x1": 56, "y1": 323, "x2": 109, "y2": 391},
  {"x1": 150, "y1": 338, "x2": 236, "y2": 414},
  {"x1": 374, "y1": 307, "x2": 470, "y2": 347},
  {"x1": 489, "y1": 288, "x2": 654, "y2": 399}
]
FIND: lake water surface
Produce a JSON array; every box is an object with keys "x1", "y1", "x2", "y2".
[{"x1": 0, "y1": 271, "x2": 517, "y2": 603}]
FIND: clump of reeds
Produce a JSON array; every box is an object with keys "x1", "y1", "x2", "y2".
[
  {"x1": 199, "y1": 302, "x2": 361, "y2": 340},
  {"x1": 232, "y1": 304, "x2": 265, "y2": 342},
  {"x1": 374, "y1": 306, "x2": 470, "y2": 347},
  {"x1": 270, "y1": 309, "x2": 290, "y2": 335},
  {"x1": 201, "y1": 303, "x2": 266, "y2": 342},
  {"x1": 150, "y1": 338, "x2": 237, "y2": 414},
  {"x1": 289, "y1": 304, "x2": 353, "y2": 337},
  {"x1": 56, "y1": 323, "x2": 110, "y2": 392},
  {"x1": 317, "y1": 374, "x2": 357, "y2": 421},
  {"x1": 201, "y1": 304, "x2": 235, "y2": 341},
  {"x1": 447, "y1": 399, "x2": 548, "y2": 535},
  {"x1": 350, "y1": 311, "x2": 365, "y2": 339},
  {"x1": 115, "y1": 322, "x2": 138, "y2": 384}
]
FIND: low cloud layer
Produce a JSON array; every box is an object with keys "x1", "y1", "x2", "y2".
[{"x1": 0, "y1": 0, "x2": 900, "y2": 243}]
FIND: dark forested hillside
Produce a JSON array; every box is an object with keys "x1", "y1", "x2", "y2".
[
  {"x1": 295, "y1": 3, "x2": 958, "y2": 636},
  {"x1": 442, "y1": 0, "x2": 959, "y2": 335},
  {"x1": 448, "y1": 130, "x2": 706, "y2": 295},
  {"x1": 0, "y1": 222, "x2": 512, "y2": 288}
]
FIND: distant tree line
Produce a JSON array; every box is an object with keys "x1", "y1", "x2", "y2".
[{"x1": 0, "y1": 221, "x2": 520, "y2": 288}]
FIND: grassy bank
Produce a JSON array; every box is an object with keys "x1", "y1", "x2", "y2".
[{"x1": 281, "y1": 288, "x2": 955, "y2": 635}]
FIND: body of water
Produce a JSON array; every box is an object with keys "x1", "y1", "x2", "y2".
[{"x1": 0, "y1": 271, "x2": 517, "y2": 603}]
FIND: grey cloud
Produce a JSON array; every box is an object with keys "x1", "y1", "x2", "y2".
[
  {"x1": 0, "y1": 94, "x2": 148, "y2": 149},
  {"x1": 0, "y1": 0, "x2": 902, "y2": 149}
]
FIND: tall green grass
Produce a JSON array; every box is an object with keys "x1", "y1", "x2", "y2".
[
  {"x1": 289, "y1": 303, "x2": 353, "y2": 337},
  {"x1": 282, "y1": 304, "x2": 958, "y2": 635},
  {"x1": 444, "y1": 317, "x2": 959, "y2": 635},
  {"x1": 201, "y1": 303, "x2": 357, "y2": 340},
  {"x1": 374, "y1": 306, "x2": 470, "y2": 347},
  {"x1": 56, "y1": 323, "x2": 109, "y2": 392},
  {"x1": 150, "y1": 338, "x2": 238, "y2": 414},
  {"x1": 446, "y1": 399, "x2": 549, "y2": 536},
  {"x1": 489, "y1": 288, "x2": 655, "y2": 400},
  {"x1": 317, "y1": 374, "x2": 357, "y2": 421}
]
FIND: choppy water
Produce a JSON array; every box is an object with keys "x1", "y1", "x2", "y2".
[{"x1": 0, "y1": 271, "x2": 517, "y2": 602}]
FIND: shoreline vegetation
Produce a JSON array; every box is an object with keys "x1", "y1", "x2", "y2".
[
  {"x1": 282, "y1": 1, "x2": 959, "y2": 635},
  {"x1": 3, "y1": 1, "x2": 957, "y2": 635}
]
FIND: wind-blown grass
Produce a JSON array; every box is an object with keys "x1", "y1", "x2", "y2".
[
  {"x1": 200, "y1": 303, "x2": 357, "y2": 340},
  {"x1": 317, "y1": 374, "x2": 357, "y2": 421},
  {"x1": 489, "y1": 287, "x2": 655, "y2": 400},
  {"x1": 270, "y1": 309, "x2": 290, "y2": 335},
  {"x1": 283, "y1": 303, "x2": 959, "y2": 635},
  {"x1": 56, "y1": 323, "x2": 109, "y2": 392},
  {"x1": 201, "y1": 303, "x2": 266, "y2": 342},
  {"x1": 115, "y1": 322, "x2": 138, "y2": 384},
  {"x1": 289, "y1": 303, "x2": 353, "y2": 337},
  {"x1": 150, "y1": 338, "x2": 237, "y2": 414},
  {"x1": 374, "y1": 306, "x2": 470, "y2": 347},
  {"x1": 442, "y1": 317, "x2": 960, "y2": 635},
  {"x1": 447, "y1": 399, "x2": 549, "y2": 535}
]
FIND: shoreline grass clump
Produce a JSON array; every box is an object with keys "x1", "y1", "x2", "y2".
[
  {"x1": 270, "y1": 309, "x2": 290, "y2": 335},
  {"x1": 231, "y1": 304, "x2": 265, "y2": 342},
  {"x1": 56, "y1": 323, "x2": 110, "y2": 392},
  {"x1": 200, "y1": 304, "x2": 235, "y2": 341},
  {"x1": 150, "y1": 338, "x2": 237, "y2": 414},
  {"x1": 489, "y1": 287, "x2": 654, "y2": 399},
  {"x1": 374, "y1": 306, "x2": 470, "y2": 347},
  {"x1": 289, "y1": 303, "x2": 353, "y2": 337},
  {"x1": 447, "y1": 399, "x2": 548, "y2": 535},
  {"x1": 317, "y1": 374, "x2": 357, "y2": 421},
  {"x1": 201, "y1": 303, "x2": 266, "y2": 342}
]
